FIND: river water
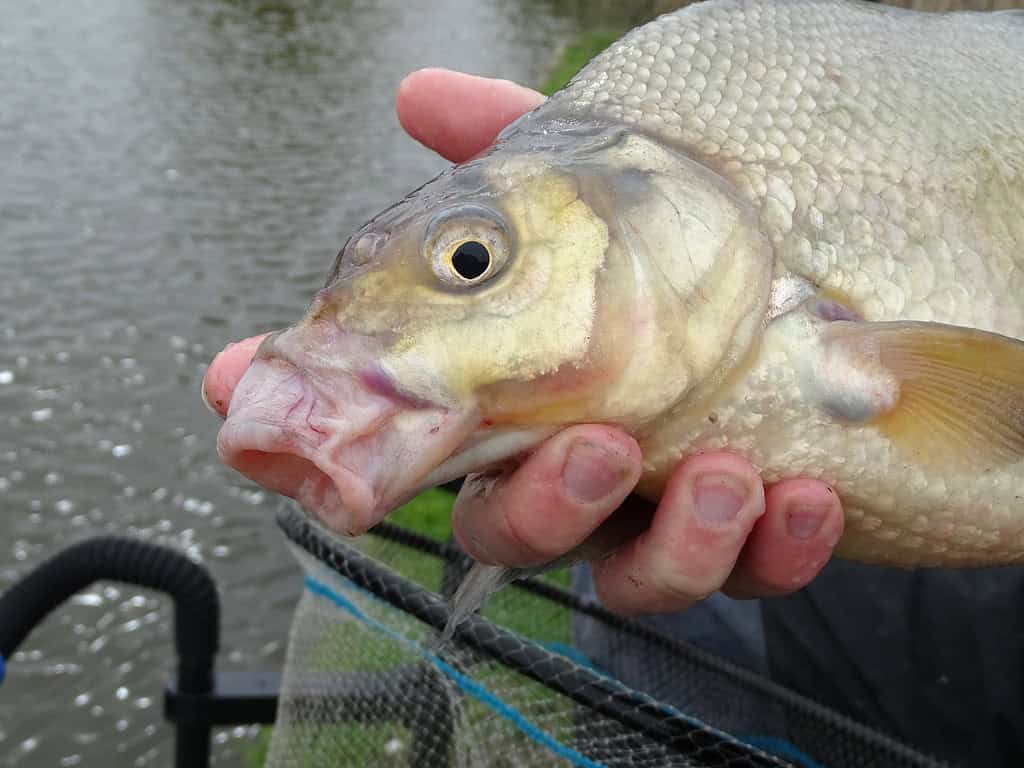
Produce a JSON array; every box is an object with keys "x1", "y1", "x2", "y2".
[{"x1": 0, "y1": 1, "x2": 647, "y2": 764}]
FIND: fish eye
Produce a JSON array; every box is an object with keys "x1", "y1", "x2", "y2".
[
  {"x1": 450, "y1": 240, "x2": 491, "y2": 281},
  {"x1": 425, "y1": 205, "x2": 511, "y2": 288}
]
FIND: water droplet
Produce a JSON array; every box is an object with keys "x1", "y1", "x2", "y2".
[
  {"x1": 74, "y1": 693, "x2": 92, "y2": 706},
  {"x1": 111, "y1": 444, "x2": 133, "y2": 458},
  {"x1": 241, "y1": 489, "x2": 265, "y2": 505},
  {"x1": 115, "y1": 687, "x2": 129, "y2": 701},
  {"x1": 44, "y1": 471, "x2": 62, "y2": 485},
  {"x1": 55, "y1": 499, "x2": 75, "y2": 514},
  {"x1": 0, "y1": 371, "x2": 13, "y2": 384},
  {"x1": 60, "y1": 755, "x2": 82, "y2": 767},
  {"x1": 31, "y1": 408, "x2": 53, "y2": 422},
  {"x1": 19, "y1": 737, "x2": 38, "y2": 753},
  {"x1": 385, "y1": 737, "x2": 404, "y2": 755}
]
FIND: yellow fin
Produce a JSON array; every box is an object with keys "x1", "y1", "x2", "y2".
[{"x1": 828, "y1": 322, "x2": 1024, "y2": 467}]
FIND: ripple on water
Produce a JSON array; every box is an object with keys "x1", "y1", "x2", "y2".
[{"x1": 0, "y1": 0, "x2": 595, "y2": 764}]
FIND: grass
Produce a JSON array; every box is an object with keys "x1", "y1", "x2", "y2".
[
  {"x1": 539, "y1": 30, "x2": 624, "y2": 97},
  {"x1": 388, "y1": 487, "x2": 457, "y2": 540},
  {"x1": 240, "y1": 30, "x2": 626, "y2": 768}
]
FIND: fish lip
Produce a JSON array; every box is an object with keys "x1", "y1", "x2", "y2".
[
  {"x1": 216, "y1": 356, "x2": 478, "y2": 536},
  {"x1": 217, "y1": 417, "x2": 377, "y2": 534},
  {"x1": 418, "y1": 424, "x2": 559, "y2": 490}
]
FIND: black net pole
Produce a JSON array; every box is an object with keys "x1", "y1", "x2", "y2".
[{"x1": 0, "y1": 537, "x2": 220, "y2": 768}]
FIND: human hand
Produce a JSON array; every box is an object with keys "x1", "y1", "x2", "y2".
[{"x1": 203, "y1": 68, "x2": 845, "y2": 615}]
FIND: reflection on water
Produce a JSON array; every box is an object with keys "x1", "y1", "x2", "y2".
[{"x1": 0, "y1": 0, "x2": 641, "y2": 763}]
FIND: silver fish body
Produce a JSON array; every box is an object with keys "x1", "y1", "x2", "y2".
[
  {"x1": 525, "y1": 0, "x2": 1024, "y2": 565},
  {"x1": 218, "y1": 0, "x2": 1024, "y2": 569}
]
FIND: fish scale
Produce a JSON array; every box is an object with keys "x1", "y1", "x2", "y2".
[{"x1": 542, "y1": 0, "x2": 1024, "y2": 330}]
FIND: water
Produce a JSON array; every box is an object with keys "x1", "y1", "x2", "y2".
[{"x1": 0, "y1": 0, "x2": 645, "y2": 764}]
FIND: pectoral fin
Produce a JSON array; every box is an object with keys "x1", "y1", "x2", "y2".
[{"x1": 827, "y1": 321, "x2": 1024, "y2": 466}]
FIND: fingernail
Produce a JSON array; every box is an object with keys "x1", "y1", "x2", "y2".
[
  {"x1": 694, "y1": 474, "x2": 746, "y2": 524},
  {"x1": 786, "y1": 504, "x2": 827, "y2": 540},
  {"x1": 562, "y1": 440, "x2": 628, "y2": 503},
  {"x1": 200, "y1": 378, "x2": 219, "y2": 417}
]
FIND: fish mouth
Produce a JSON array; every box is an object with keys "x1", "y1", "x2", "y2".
[{"x1": 217, "y1": 356, "x2": 478, "y2": 536}]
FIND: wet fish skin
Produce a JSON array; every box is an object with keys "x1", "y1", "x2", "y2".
[
  {"x1": 217, "y1": 0, "x2": 1024, "y2": 569},
  {"x1": 529, "y1": 0, "x2": 1024, "y2": 566}
]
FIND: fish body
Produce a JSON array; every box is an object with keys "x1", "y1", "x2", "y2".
[{"x1": 218, "y1": 0, "x2": 1024, "y2": 568}]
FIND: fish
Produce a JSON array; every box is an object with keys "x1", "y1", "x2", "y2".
[{"x1": 215, "y1": 0, "x2": 1024, "y2": 613}]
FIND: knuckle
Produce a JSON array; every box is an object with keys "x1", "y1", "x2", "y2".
[
  {"x1": 647, "y1": 554, "x2": 718, "y2": 606},
  {"x1": 503, "y1": 502, "x2": 569, "y2": 562}
]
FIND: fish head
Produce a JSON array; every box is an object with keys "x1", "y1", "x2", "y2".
[{"x1": 216, "y1": 122, "x2": 773, "y2": 536}]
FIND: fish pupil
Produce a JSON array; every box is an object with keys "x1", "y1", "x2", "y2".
[{"x1": 452, "y1": 241, "x2": 491, "y2": 280}]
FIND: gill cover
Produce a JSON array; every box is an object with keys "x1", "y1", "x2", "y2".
[{"x1": 319, "y1": 122, "x2": 773, "y2": 432}]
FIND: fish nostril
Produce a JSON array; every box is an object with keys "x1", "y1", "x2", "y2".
[{"x1": 350, "y1": 232, "x2": 384, "y2": 266}]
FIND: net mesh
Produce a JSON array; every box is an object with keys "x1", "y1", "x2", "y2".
[{"x1": 266, "y1": 507, "x2": 948, "y2": 768}]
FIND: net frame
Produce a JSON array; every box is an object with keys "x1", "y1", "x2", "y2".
[{"x1": 275, "y1": 508, "x2": 950, "y2": 768}]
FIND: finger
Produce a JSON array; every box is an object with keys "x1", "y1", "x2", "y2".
[
  {"x1": 201, "y1": 334, "x2": 269, "y2": 418},
  {"x1": 396, "y1": 68, "x2": 545, "y2": 163},
  {"x1": 451, "y1": 425, "x2": 642, "y2": 568},
  {"x1": 723, "y1": 478, "x2": 844, "y2": 598},
  {"x1": 592, "y1": 452, "x2": 766, "y2": 616}
]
